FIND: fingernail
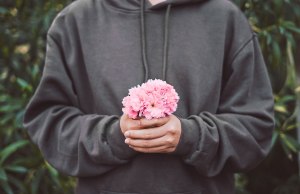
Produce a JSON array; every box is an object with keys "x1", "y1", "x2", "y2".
[
  {"x1": 125, "y1": 139, "x2": 129, "y2": 144},
  {"x1": 125, "y1": 131, "x2": 130, "y2": 137}
]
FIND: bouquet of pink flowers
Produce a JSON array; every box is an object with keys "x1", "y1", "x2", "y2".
[{"x1": 122, "y1": 79, "x2": 180, "y2": 120}]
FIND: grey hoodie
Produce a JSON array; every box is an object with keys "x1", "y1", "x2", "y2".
[{"x1": 23, "y1": 0, "x2": 274, "y2": 193}]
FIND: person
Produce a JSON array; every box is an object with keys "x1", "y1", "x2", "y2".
[{"x1": 23, "y1": 0, "x2": 275, "y2": 193}]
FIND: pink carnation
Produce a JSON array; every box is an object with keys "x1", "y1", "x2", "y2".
[{"x1": 122, "y1": 79, "x2": 180, "y2": 120}]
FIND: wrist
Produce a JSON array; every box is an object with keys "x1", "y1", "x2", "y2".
[
  {"x1": 107, "y1": 119, "x2": 138, "y2": 160},
  {"x1": 172, "y1": 118, "x2": 200, "y2": 157}
]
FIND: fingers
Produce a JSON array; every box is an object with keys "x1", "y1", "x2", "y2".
[
  {"x1": 129, "y1": 145, "x2": 176, "y2": 153},
  {"x1": 124, "y1": 117, "x2": 178, "y2": 140},
  {"x1": 120, "y1": 114, "x2": 142, "y2": 133},
  {"x1": 124, "y1": 126, "x2": 166, "y2": 139},
  {"x1": 120, "y1": 114, "x2": 170, "y2": 134},
  {"x1": 125, "y1": 133, "x2": 178, "y2": 151},
  {"x1": 139, "y1": 116, "x2": 170, "y2": 128},
  {"x1": 126, "y1": 137, "x2": 177, "y2": 153},
  {"x1": 126, "y1": 119, "x2": 142, "y2": 130},
  {"x1": 125, "y1": 136, "x2": 171, "y2": 148},
  {"x1": 122, "y1": 114, "x2": 182, "y2": 154}
]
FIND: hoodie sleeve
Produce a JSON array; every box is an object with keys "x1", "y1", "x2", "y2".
[
  {"x1": 23, "y1": 18, "x2": 137, "y2": 177},
  {"x1": 174, "y1": 34, "x2": 274, "y2": 177}
]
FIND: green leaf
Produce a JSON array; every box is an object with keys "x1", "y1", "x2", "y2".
[
  {"x1": 271, "y1": 132, "x2": 279, "y2": 147},
  {"x1": 285, "y1": 32, "x2": 296, "y2": 49},
  {"x1": 4, "y1": 165, "x2": 28, "y2": 174},
  {"x1": 0, "y1": 104, "x2": 22, "y2": 112},
  {"x1": 280, "y1": 133, "x2": 300, "y2": 153},
  {"x1": 16, "y1": 78, "x2": 33, "y2": 92},
  {"x1": 46, "y1": 162, "x2": 61, "y2": 186},
  {"x1": 266, "y1": 33, "x2": 272, "y2": 45},
  {"x1": 11, "y1": 152, "x2": 43, "y2": 168},
  {"x1": 280, "y1": 138, "x2": 293, "y2": 160},
  {"x1": 285, "y1": 24, "x2": 300, "y2": 34},
  {"x1": 275, "y1": 95, "x2": 295, "y2": 104},
  {"x1": 7, "y1": 175, "x2": 26, "y2": 193},
  {"x1": 286, "y1": 124, "x2": 296, "y2": 131},
  {"x1": 274, "y1": 105, "x2": 287, "y2": 113},
  {"x1": 274, "y1": 0, "x2": 283, "y2": 7},
  {"x1": 295, "y1": 86, "x2": 300, "y2": 93},
  {"x1": 0, "y1": 169, "x2": 8, "y2": 181},
  {"x1": 278, "y1": 26, "x2": 285, "y2": 35},
  {"x1": 31, "y1": 168, "x2": 44, "y2": 194},
  {"x1": 272, "y1": 41, "x2": 281, "y2": 63},
  {"x1": 0, "y1": 180, "x2": 13, "y2": 194},
  {"x1": 0, "y1": 140, "x2": 29, "y2": 165},
  {"x1": 0, "y1": 95, "x2": 10, "y2": 103},
  {"x1": 31, "y1": 65, "x2": 40, "y2": 79},
  {"x1": 14, "y1": 109, "x2": 25, "y2": 128},
  {"x1": 0, "y1": 114, "x2": 14, "y2": 125},
  {"x1": 0, "y1": 7, "x2": 8, "y2": 14}
]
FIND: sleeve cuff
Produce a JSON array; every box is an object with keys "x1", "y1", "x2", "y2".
[
  {"x1": 106, "y1": 120, "x2": 137, "y2": 160},
  {"x1": 173, "y1": 118, "x2": 200, "y2": 157}
]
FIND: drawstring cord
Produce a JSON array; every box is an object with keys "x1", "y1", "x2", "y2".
[
  {"x1": 140, "y1": 0, "x2": 172, "y2": 82},
  {"x1": 140, "y1": 0, "x2": 149, "y2": 82},
  {"x1": 162, "y1": 4, "x2": 171, "y2": 81}
]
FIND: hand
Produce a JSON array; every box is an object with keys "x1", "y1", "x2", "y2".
[
  {"x1": 120, "y1": 114, "x2": 140, "y2": 134},
  {"x1": 123, "y1": 115, "x2": 182, "y2": 153},
  {"x1": 120, "y1": 114, "x2": 170, "y2": 134}
]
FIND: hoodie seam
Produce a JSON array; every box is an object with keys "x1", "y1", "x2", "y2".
[{"x1": 228, "y1": 33, "x2": 256, "y2": 66}]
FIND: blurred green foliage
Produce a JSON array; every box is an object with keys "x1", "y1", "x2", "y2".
[
  {"x1": 0, "y1": 0, "x2": 75, "y2": 193},
  {"x1": 0, "y1": 0, "x2": 299, "y2": 194},
  {"x1": 233, "y1": 0, "x2": 300, "y2": 194}
]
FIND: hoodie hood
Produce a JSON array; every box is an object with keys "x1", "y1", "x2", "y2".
[
  {"x1": 149, "y1": 0, "x2": 208, "y2": 9},
  {"x1": 106, "y1": 0, "x2": 207, "y2": 11}
]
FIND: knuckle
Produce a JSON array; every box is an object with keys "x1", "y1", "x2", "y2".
[
  {"x1": 163, "y1": 147, "x2": 174, "y2": 153},
  {"x1": 166, "y1": 137, "x2": 174, "y2": 144},
  {"x1": 167, "y1": 125, "x2": 177, "y2": 133},
  {"x1": 127, "y1": 120, "x2": 141, "y2": 130}
]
